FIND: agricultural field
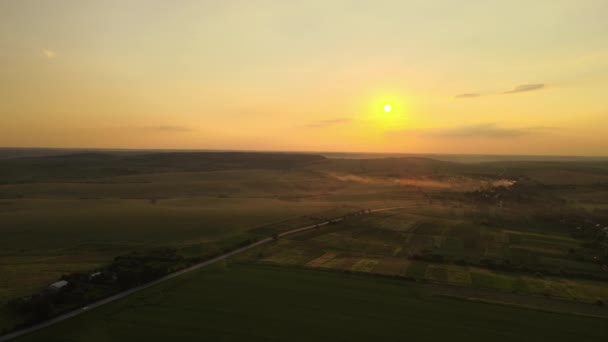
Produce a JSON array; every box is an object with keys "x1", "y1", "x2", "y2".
[
  {"x1": 0, "y1": 152, "x2": 424, "y2": 332},
  {"x1": 0, "y1": 151, "x2": 500, "y2": 307},
  {"x1": 238, "y1": 206, "x2": 608, "y2": 309},
  {"x1": 0, "y1": 197, "x2": 353, "y2": 302},
  {"x1": 13, "y1": 265, "x2": 608, "y2": 342},
  {"x1": 2, "y1": 151, "x2": 608, "y2": 336}
]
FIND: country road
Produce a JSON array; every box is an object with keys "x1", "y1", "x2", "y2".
[{"x1": 0, "y1": 206, "x2": 406, "y2": 342}]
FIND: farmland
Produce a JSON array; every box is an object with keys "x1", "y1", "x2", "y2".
[
  {"x1": 239, "y1": 207, "x2": 608, "y2": 308},
  {"x1": 2, "y1": 150, "x2": 608, "y2": 337},
  {"x1": 13, "y1": 265, "x2": 608, "y2": 342}
]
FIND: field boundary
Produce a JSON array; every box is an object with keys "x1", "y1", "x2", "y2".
[
  {"x1": 436, "y1": 294, "x2": 608, "y2": 320},
  {"x1": 0, "y1": 206, "x2": 405, "y2": 342},
  {"x1": 234, "y1": 262, "x2": 608, "y2": 320}
]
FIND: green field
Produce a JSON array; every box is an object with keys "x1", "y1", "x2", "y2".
[
  {"x1": 14, "y1": 265, "x2": 608, "y2": 342},
  {"x1": 0, "y1": 153, "x2": 421, "y2": 332},
  {"x1": 0, "y1": 196, "x2": 360, "y2": 304},
  {"x1": 0, "y1": 162, "x2": 412, "y2": 307},
  {"x1": 239, "y1": 208, "x2": 608, "y2": 305},
  {"x1": 2, "y1": 151, "x2": 608, "y2": 336}
]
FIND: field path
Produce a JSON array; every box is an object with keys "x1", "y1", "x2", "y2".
[{"x1": 0, "y1": 206, "x2": 406, "y2": 342}]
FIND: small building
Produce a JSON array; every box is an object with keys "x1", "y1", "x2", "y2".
[
  {"x1": 48, "y1": 280, "x2": 69, "y2": 292},
  {"x1": 89, "y1": 271, "x2": 102, "y2": 280}
]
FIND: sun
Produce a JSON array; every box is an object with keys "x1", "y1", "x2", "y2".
[{"x1": 363, "y1": 93, "x2": 409, "y2": 130}]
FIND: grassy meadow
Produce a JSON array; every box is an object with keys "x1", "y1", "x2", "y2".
[
  {"x1": 0, "y1": 166, "x2": 410, "y2": 304},
  {"x1": 14, "y1": 265, "x2": 608, "y2": 342}
]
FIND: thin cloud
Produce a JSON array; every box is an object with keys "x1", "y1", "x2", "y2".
[
  {"x1": 306, "y1": 117, "x2": 353, "y2": 128},
  {"x1": 434, "y1": 123, "x2": 528, "y2": 138},
  {"x1": 394, "y1": 123, "x2": 553, "y2": 139},
  {"x1": 130, "y1": 125, "x2": 193, "y2": 133},
  {"x1": 456, "y1": 83, "x2": 546, "y2": 98},
  {"x1": 152, "y1": 125, "x2": 193, "y2": 132},
  {"x1": 503, "y1": 83, "x2": 545, "y2": 94},
  {"x1": 42, "y1": 49, "x2": 56, "y2": 58},
  {"x1": 455, "y1": 93, "x2": 481, "y2": 99}
]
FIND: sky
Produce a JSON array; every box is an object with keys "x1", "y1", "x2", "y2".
[{"x1": 1, "y1": 0, "x2": 607, "y2": 155}]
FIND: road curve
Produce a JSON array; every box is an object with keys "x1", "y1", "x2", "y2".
[{"x1": 0, "y1": 206, "x2": 406, "y2": 342}]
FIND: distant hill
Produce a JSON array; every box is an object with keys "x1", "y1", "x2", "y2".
[
  {"x1": 0, "y1": 151, "x2": 326, "y2": 183},
  {"x1": 2, "y1": 148, "x2": 607, "y2": 163},
  {"x1": 320, "y1": 152, "x2": 608, "y2": 163}
]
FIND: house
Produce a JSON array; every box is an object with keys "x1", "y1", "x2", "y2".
[
  {"x1": 48, "y1": 280, "x2": 69, "y2": 292},
  {"x1": 89, "y1": 271, "x2": 102, "y2": 280}
]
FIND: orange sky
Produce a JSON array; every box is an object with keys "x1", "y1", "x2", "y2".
[{"x1": 1, "y1": 1, "x2": 607, "y2": 155}]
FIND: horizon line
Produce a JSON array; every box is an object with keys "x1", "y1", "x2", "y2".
[{"x1": 1, "y1": 146, "x2": 608, "y2": 159}]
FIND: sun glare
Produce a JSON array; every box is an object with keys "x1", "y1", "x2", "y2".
[{"x1": 361, "y1": 92, "x2": 411, "y2": 132}]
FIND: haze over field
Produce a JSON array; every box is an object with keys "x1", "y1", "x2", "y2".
[{"x1": 1, "y1": 0, "x2": 608, "y2": 155}]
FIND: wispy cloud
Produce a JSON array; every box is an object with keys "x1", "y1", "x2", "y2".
[
  {"x1": 431, "y1": 123, "x2": 529, "y2": 138},
  {"x1": 393, "y1": 123, "x2": 554, "y2": 139},
  {"x1": 148, "y1": 125, "x2": 193, "y2": 132},
  {"x1": 455, "y1": 93, "x2": 481, "y2": 99},
  {"x1": 456, "y1": 83, "x2": 546, "y2": 98},
  {"x1": 306, "y1": 117, "x2": 353, "y2": 128},
  {"x1": 42, "y1": 49, "x2": 56, "y2": 58},
  {"x1": 130, "y1": 125, "x2": 193, "y2": 133},
  {"x1": 503, "y1": 83, "x2": 545, "y2": 94},
  {"x1": 133, "y1": 125, "x2": 194, "y2": 133}
]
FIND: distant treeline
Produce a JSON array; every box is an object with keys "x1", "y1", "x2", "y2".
[{"x1": 0, "y1": 151, "x2": 327, "y2": 183}]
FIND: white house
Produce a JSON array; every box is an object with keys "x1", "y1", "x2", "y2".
[
  {"x1": 89, "y1": 271, "x2": 102, "y2": 280},
  {"x1": 48, "y1": 280, "x2": 69, "y2": 292}
]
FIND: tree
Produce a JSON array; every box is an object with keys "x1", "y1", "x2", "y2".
[{"x1": 26, "y1": 294, "x2": 55, "y2": 321}]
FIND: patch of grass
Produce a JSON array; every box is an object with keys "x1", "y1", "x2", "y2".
[
  {"x1": 350, "y1": 258, "x2": 380, "y2": 272},
  {"x1": 405, "y1": 261, "x2": 429, "y2": 280},
  {"x1": 445, "y1": 265, "x2": 472, "y2": 286},
  {"x1": 540, "y1": 257, "x2": 601, "y2": 274},
  {"x1": 305, "y1": 252, "x2": 337, "y2": 267},
  {"x1": 373, "y1": 257, "x2": 409, "y2": 276},
  {"x1": 319, "y1": 256, "x2": 359, "y2": 270},
  {"x1": 470, "y1": 268, "x2": 514, "y2": 292},
  {"x1": 511, "y1": 276, "x2": 529, "y2": 294},
  {"x1": 440, "y1": 237, "x2": 465, "y2": 254},
  {"x1": 411, "y1": 222, "x2": 445, "y2": 235},
  {"x1": 260, "y1": 247, "x2": 322, "y2": 266},
  {"x1": 425, "y1": 264, "x2": 448, "y2": 282},
  {"x1": 407, "y1": 234, "x2": 437, "y2": 253}
]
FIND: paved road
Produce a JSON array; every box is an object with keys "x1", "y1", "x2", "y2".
[{"x1": 0, "y1": 206, "x2": 405, "y2": 342}]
